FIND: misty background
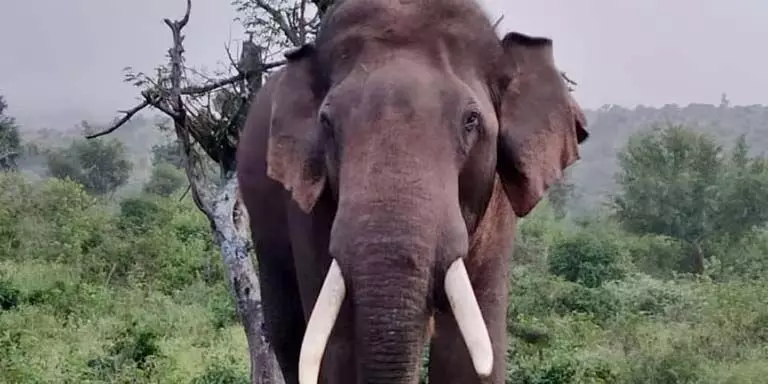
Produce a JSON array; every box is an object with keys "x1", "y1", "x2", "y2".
[
  {"x1": 1, "y1": 0, "x2": 766, "y2": 128},
  {"x1": 2, "y1": 0, "x2": 766, "y2": 208}
]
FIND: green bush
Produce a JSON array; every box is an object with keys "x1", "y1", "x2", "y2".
[
  {"x1": 144, "y1": 162, "x2": 186, "y2": 197},
  {"x1": 0, "y1": 278, "x2": 21, "y2": 310},
  {"x1": 623, "y1": 234, "x2": 686, "y2": 278},
  {"x1": 191, "y1": 354, "x2": 250, "y2": 384},
  {"x1": 46, "y1": 137, "x2": 134, "y2": 196},
  {"x1": 554, "y1": 284, "x2": 619, "y2": 322},
  {"x1": 118, "y1": 195, "x2": 177, "y2": 234},
  {"x1": 548, "y1": 231, "x2": 626, "y2": 288}
]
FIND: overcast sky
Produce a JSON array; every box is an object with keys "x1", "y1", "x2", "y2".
[{"x1": 1, "y1": 0, "x2": 766, "y2": 129}]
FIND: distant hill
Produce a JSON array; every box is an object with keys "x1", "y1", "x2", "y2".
[
  {"x1": 569, "y1": 102, "x2": 768, "y2": 211},
  {"x1": 13, "y1": 101, "x2": 768, "y2": 211}
]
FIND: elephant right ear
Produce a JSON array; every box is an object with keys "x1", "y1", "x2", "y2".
[{"x1": 265, "y1": 44, "x2": 327, "y2": 213}]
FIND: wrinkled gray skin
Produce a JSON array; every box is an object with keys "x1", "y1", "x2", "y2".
[{"x1": 235, "y1": 0, "x2": 589, "y2": 383}]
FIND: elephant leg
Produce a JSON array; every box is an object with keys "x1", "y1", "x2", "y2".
[
  {"x1": 250, "y1": 195, "x2": 307, "y2": 384},
  {"x1": 428, "y1": 252, "x2": 509, "y2": 384},
  {"x1": 254, "y1": 238, "x2": 306, "y2": 384}
]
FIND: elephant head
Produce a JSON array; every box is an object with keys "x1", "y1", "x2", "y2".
[{"x1": 263, "y1": 0, "x2": 588, "y2": 382}]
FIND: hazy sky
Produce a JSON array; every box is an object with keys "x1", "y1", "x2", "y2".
[{"x1": 1, "y1": 0, "x2": 766, "y2": 129}]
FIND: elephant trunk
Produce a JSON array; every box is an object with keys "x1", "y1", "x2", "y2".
[
  {"x1": 351, "y1": 237, "x2": 433, "y2": 384},
  {"x1": 299, "y1": 230, "x2": 493, "y2": 384}
]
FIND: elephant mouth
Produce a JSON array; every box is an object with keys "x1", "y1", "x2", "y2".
[{"x1": 297, "y1": 258, "x2": 493, "y2": 384}]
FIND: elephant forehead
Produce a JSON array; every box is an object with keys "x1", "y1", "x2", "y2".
[{"x1": 317, "y1": 0, "x2": 498, "y2": 58}]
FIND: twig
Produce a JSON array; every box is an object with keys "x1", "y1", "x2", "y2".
[
  {"x1": 560, "y1": 71, "x2": 578, "y2": 92},
  {"x1": 86, "y1": 99, "x2": 150, "y2": 139},
  {"x1": 561, "y1": 71, "x2": 578, "y2": 86},
  {"x1": 163, "y1": 0, "x2": 191, "y2": 30},
  {"x1": 299, "y1": 0, "x2": 309, "y2": 43},
  {"x1": 225, "y1": 42, "x2": 242, "y2": 75},
  {"x1": 179, "y1": 183, "x2": 192, "y2": 201},
  {"x1": 252, "y1": 0, "x2": 301, "y2": 45},
  {"x1": 493, "y1": 14, "x2": 505, "y2": 30}
]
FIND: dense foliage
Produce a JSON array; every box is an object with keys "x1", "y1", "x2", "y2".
[
  {"x1": 0, "y1": 95, "x2": 21, "y2": 171},
  {"x1": 612, "y1": 125, "x2": 768, "y2": 274},
  {"x1": 46, "y1": 138, "x2": 133, "y2": 196},
  {"x1": 144, "y1": 162, "x2": 186, "y2": 197},
  {"x1": 0, "y1": 174, "x2": 244, "y2": 383},
  {"x1": 568, "y1": 101, "x2": 768, "y2": 211},
  {"x1": 3, "y1": 98, "x2": 768, "y2": 382}
]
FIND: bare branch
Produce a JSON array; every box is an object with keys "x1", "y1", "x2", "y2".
[
  {"x1": 561, "y1": 71, "x2": 578, "y2": 86},
  {"x1": 253, "y1": 0, "x2": 301, "y2": 45},
  {"x1": 163, "y1": 0, "x2": 192, "y2": 30},
  {"x1": 492, "y1": 14, "x2": 504, "y2": 31},
  {"x1": 181, "y1": 60, "x2": 285, "y2": 95},
  {"x1": 150, "y1": 98, "x2": 179, "y2": 118},
  {"x1": 299, "y1": 0, "x2": 309, "y2": 43},
  {"x1": 225, "y1": 42, "x2": 242, "y2": 75},
  {"x1": 86, "y1": 99, "x2": 150, "y2": 139},
  {"x1": 179, "y1": 183, "x2": 192, "y2": 201},
  {"x1": 561, "y1": 71, "x2": 578, "y2": 92}
]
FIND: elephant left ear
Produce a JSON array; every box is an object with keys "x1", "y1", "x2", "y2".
[{"x1": 495, "y1": 32, "x2": 589, "y2": 217}]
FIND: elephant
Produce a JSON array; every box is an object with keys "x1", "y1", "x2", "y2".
[{"x1": 235, "y1": 0, "x2": 589, "y2": 383}]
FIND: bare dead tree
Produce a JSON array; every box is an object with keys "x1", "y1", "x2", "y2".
[{"x1": 84, "y1": 0, "x2": 327, "y2": 382}]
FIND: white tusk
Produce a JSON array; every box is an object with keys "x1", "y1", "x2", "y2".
[
  {"x1": 299, "y1": 259, "x2": 346, "y2": 384},
  {"x1": 444, "y1": 258, "x2": 494, "y2": 377}
]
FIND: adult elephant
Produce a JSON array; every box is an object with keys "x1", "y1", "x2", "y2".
[{"x1": 236, "y1": 0, "x2": 589, "y2": 383}]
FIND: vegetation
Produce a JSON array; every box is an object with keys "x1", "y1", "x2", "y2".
[
  {"x1": 612, "y1": 125, "x2": 768, "y2": 274},
  {"x1": 45, "y1": 137, "x2": 134, "y2": 197},
  {"x1": 0, "y1": 95, "x2": 21, "y2": 171},
  {"x1": 144, "y1": 162, "x2": 186, "y2": 197},
  {"x1": 4, "y1": 84, "x2": 768, "y2": 384},
  {"x1": 0, "y1": 173, "x2": 245, "y2": 383}
]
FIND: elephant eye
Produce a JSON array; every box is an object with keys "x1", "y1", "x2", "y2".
[{"x1": 463, "y1": 111, "x2": 481, "y2": 132}]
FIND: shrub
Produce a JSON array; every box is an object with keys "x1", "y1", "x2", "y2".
[
  {"x1": 46, "y1": 137, "x2": 133, "y2": 196},
  {"x1": 144, "y1": 163, "x2": 186, "y2": 197},
  {"x1": 0, "y1": 278, "x2": 21, "y2": 310},
  {"x1": 549, "y1": 231, "x2": 626, "y2": 288},
  {"x1": 554, "y1": 284, "x2": 619, "y2": 323},
  {"x1": 191, "y1": 354, "x2": 249, "y2": 384},
  {"x1": 623, "y1": 234, "x2": 686, "y2": 278}
]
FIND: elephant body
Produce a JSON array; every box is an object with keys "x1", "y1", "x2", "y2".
[{"x1": 236, "y1": 0, "x2": 589, "y2": 383}]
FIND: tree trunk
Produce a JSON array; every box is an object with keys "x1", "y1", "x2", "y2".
[{"x1": 210, "y1": 176, "x2": 285, "y2": 384}]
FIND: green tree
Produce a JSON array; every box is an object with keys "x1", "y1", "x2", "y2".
[
  {"x1": 0, "y1": 95, "x2": 21, "y2": 171},
  {"x1": 547, "y1": 173, "x2": 577, "y2": 220},
  {"x1": 151, "y1": 141, "x2": 184, "y2": 169},
  {"x1": 612, "y1": 124, "x2": 768, "y2": 273},
  {"x1": 144, "y1": 163, "x2": 186, "y2": 197},
  {"x1": 46, "y1": 138, "x2": 133, "y2": 196}
]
